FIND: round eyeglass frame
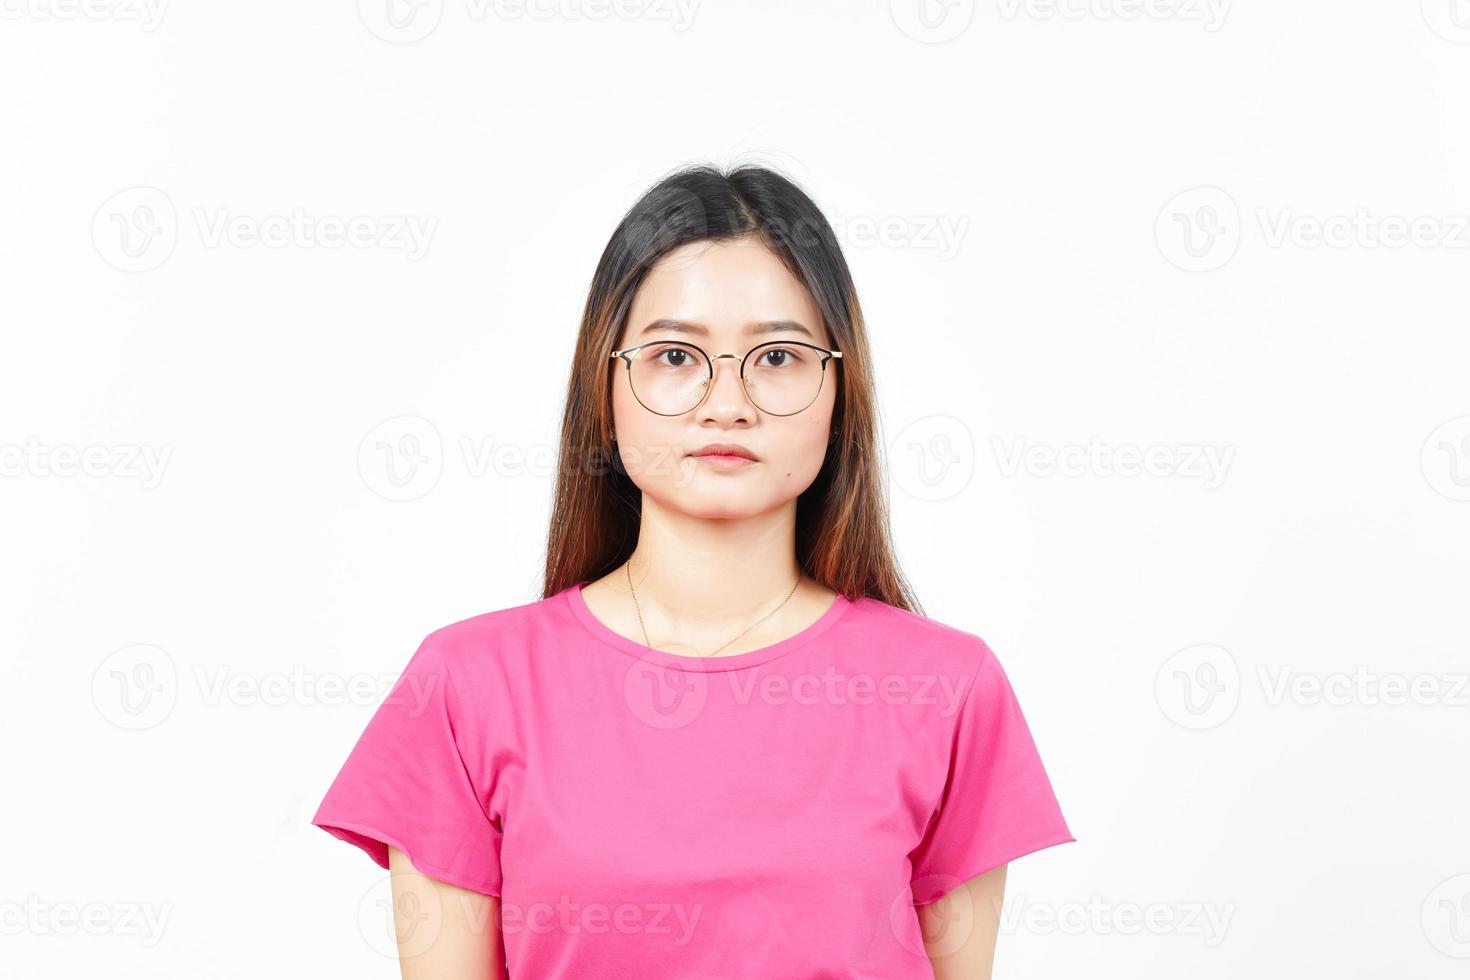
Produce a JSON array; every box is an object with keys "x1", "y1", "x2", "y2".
[{"x1": 609, "y1": 339, "x2": 843, "y2": 417}]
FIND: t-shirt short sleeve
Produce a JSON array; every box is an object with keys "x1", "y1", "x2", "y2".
[
  {"x1": 909, "y1": 639, "x2": 1075, "y2": 905},
  {"x1": 312, "y1": 631, "x2": 503, "y2": 897}
]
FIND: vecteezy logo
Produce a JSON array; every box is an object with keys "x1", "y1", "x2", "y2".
[
  {"x1": 358, "y1": 0, "x2": 443, "y2": 43},
  {"x1": 622, "y1": 654, "x2": 709, "y2": 731},
  {"x1": 1422, "y1": 0, "x2": 1470, "y2": 43},
  {"x1": 92, "y1": 187, "x2": 178, "y2": 273},
  {"x1": 1154, "y1": 643, "x2": 1240, "y2": 730},
  {"x1": 91, "y1": 643, "x2": 178, "y2": 730},
  {"x1": 357, "y1": 415, "x2": 444, "y2": 502},
  {"x1": 1421, "y1": 415, "x2": 1470, "y2": 502},
  {"x1": 888, "y1": 0, "x2": 976, "y2": 43},
  {"x1": 889, "y1": 414, "x2": 975, "y2": 502},
  {"x1": 1155, "y1": 186, "x2": 1241, "y2": 272},
  {"x1": 894, "y1": 873, "x2": 973, "y2": 957},
  {"x1": 1422, "y1": 874, "x2": 1470, "y2": 958},
  {"x1": 358, "y1": 871, "x2": 443, "y2": 958}
]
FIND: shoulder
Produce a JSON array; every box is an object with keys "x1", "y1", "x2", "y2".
[
  {"x1": 409, "y1": 589, "x2": 568, "y2": 678},
  {"x1": 844, "y1": 593, "x2": 998, "y2": 677}
]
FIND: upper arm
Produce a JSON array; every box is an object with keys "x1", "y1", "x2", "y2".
[
  {"x1": 920, "y1": 864, "x2": 1007, "y2": 980},
  {"x1": 387, "y1": 845, "x2": 505, "y2": 980}
]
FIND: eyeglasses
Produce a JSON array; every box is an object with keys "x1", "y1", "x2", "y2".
[{"x1": 610, "y1": 340, "x2": 842, "y2": 417}]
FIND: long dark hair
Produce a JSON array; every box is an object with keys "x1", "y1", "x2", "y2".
[{"x1": 541, "y1": 162, "x2": 921, "y2": 614}]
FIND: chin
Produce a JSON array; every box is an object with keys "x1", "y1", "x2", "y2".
[{"x1": 663, "y1": 488, "x2": 778, "y2": 521}]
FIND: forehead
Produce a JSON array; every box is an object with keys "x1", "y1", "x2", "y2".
[{"x1": 624, "y1": 238, "x2": 829, "y2": 347}]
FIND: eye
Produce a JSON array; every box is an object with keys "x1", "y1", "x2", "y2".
[
  {"x1": 648, "y1": 344, "x2": 700, "y2": 369},
  {"x1": 753, "y1": 346, "x2": 805, "y2": 369}
]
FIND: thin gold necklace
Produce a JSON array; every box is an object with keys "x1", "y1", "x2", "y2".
[{"x1": 624, "y1": 560, "x2": 801, "y2": 658}]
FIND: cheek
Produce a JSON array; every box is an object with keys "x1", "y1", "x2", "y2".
[
  {"x1": 610, "y1": 368, "x2": 633, "y2": 426},
  {"x1": 611, "y1": 389, "x2": 685, "y2": 482},
  {"x1": 776, "y1": 416, "x2": 833, "y2": 480},
  {"x1": 611, "y1": 372, "x2": 656, "y2": 447}
]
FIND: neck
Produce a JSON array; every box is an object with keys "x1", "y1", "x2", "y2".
[{"x1": 622, "y1": 494, "x2": 805, "y2": 630}]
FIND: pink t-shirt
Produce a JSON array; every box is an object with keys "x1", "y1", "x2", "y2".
[{"x1": 313, "y1": 581, "x2": 1074, "y2": 976}]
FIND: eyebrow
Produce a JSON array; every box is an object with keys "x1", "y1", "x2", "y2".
[{"x1": 635, "y1": 318, "x2": 818, "y2": 341}]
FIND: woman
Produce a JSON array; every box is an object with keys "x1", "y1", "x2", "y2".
[{"x1": 313, "y1": 163, "x2": 1075, "y2": 978}]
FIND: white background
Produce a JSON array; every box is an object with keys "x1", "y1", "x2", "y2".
[{"x1": 3, "y1": 1, "x2": 1468, "y2": 977}]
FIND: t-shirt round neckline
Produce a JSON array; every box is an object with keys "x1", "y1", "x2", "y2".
[{"x1": 562, "y1": 579, "x2": 852, "y2": 672}]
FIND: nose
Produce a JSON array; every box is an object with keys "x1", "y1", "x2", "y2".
[{"x1": 698, "y1": 353, "x2": 755, "y2": 421}]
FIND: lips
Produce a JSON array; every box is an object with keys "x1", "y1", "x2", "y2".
[{"x1": 691, "y1": 443, "x2": 757, "y2": 460}]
